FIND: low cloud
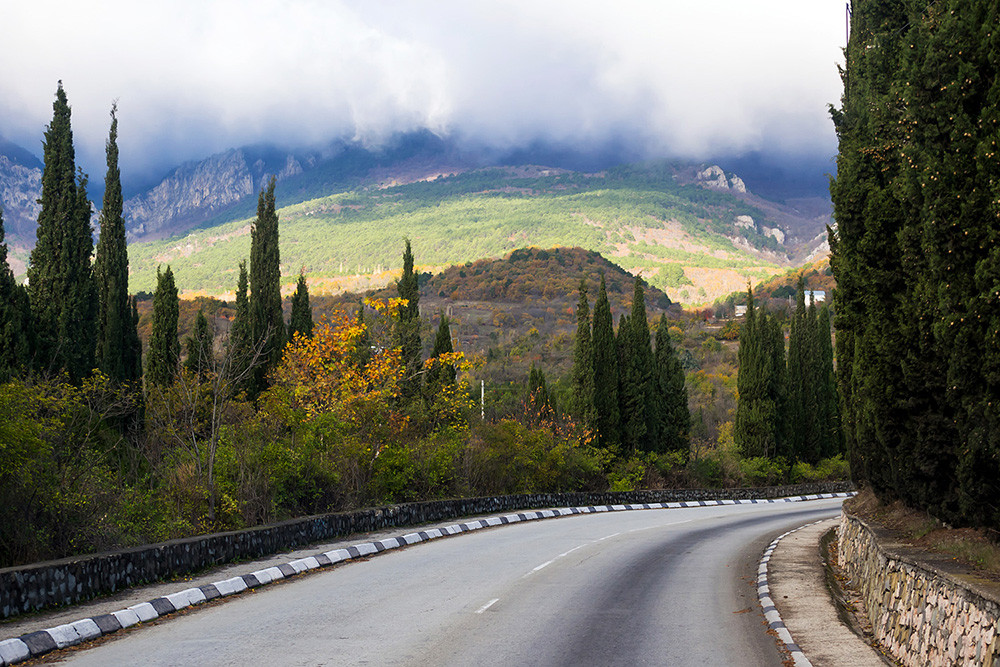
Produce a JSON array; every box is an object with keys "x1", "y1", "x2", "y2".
[{"x1": 0, "y1": 0, "x2": 846, "y2": 187}]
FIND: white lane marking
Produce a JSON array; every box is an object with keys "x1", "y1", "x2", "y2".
[
  {"x1": 524, "y1": 519, "x2": 693, "y2": 577},
  {"x1": 475, "y1": 598, "x2": 500, "y2": 614},
  {"x1": 557, "y1": 544, "x2": 585, "y2": 559},
  {"x1": 532, "y1": 559, "x2": 556, "y2": 572},
  {"x1": 627, "y1": 519, "x2": 692, "y2": 534}
]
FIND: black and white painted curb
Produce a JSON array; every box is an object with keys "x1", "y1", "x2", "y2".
[
  {"x1": 0, "y1": 492, "x2": 853, "y2": 665},
  {"x1": 756, "y1": 514, "x2": 846, "y2": 667}
]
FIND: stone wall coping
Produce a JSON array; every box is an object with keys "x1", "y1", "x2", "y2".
[
  {"x1": 841, "y1": 510, "x2": 1000, "y2": 611},
  {"x1": 1, "y1": 482, "x2": 853, "y2": 621},
  {"x1": 2, "y1": 483, "x2": 852, "y2": 577}
]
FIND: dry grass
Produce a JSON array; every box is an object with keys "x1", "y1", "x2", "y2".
[{"x1": 845, "y1": 489, "x2": 1000, "y2": 580}]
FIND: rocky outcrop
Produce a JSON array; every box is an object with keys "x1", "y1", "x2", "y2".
[
  {"x1": 0, "y1": 155, "x2": 42, "y2": 243},
  {"x1": 697, "y1": 165, "x2": 747, "y2": 193},
  {"x1": 124, "y1": 149, "x2": 300, "y2": 240},
  {"x1": 734, "y1": 214, "x2": 756, "y2": 231},
  {"x1": 763, "y1": 226, "x2": 785, "y2": 244}
]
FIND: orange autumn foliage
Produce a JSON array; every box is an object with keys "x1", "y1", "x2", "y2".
[{"x1": 271, "y1": 300, "x2": 408, "y2": 440}]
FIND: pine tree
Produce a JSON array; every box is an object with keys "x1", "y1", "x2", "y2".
[
  {"x1": 146, "y1": 265, "x2": 179, "y2": 386},
  {"x1": 248, "y1": 177, "x2": 283, "y2": 399},
  {"x1": 591, "y1": 274, "x2": 620, "y2": 450},
  {"x1": 94, "y1": 103, "x2": 136, "y2": 383},
  {"x1": 184, "y1": 310, "x2": 213, "y2": 378},
  {"x1": 653, "y1": 314, "x2": 690, "y2": 454},
  {"x1": 396, "y1": 240, "x2": 422, "y2": 400},
  {"x1": 27, "y1": 82, "x2": 96, "y2": 382},
  {"x1": 570, "y1": 279, "x2": 595, "y2": 427},
  {"x1": 287, "y1": 271, "x2": 313, "y2": 342},
  {"x1": 0, "y1": 206, "x2": 31, "y2": 381}
]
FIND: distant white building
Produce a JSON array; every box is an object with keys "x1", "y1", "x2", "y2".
[
  {"x1": 735, "y1": 305, "x2": 748, "y2": 317},
  {"x1": 804, "y1": 290, "x2": 826, "y2": 303}
]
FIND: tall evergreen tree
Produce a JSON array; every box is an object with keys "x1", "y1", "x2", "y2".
[
  {"x1": 352, "y1": 300, "x2": 372, "y2": 370},
  {"x1": 27, "y1": 82, "x2": 96, "y2": 382},
  {"x1": 396, "y1": 240, "x2": 422, "y2": 399},
  {"x1": 591, "y1": 274, "x2": 620, "y2": 450},
  {"x1": 815, "y1": 304, "x2": 841, "y2": 459},
  {"x1": 94, "y1": 103, "x2": 137, "y2": 383},
  {"x1": 620, "y1": 277, "x2": 654, "y2": 452},
  {"x1": 146, "y1": 265, "x2": 179, "y2": 386},
  {"x1": 184, "y1": 310, "x2": 213, "y2": 379},
  {"x1": 0, "y1": 206, "x2": 31, "y2": 381},
  {"x1": 569, "y1": 279, "x2": 596, "y2": 427},
  {"x1": 734, "y1": 287, "x2": 785, "y2": 458},
  {"x1": 527, "y1": 364, "x2": 554, "y2": 424},
  {"x1": 426, "y1": 313, "x2": 456, "y2": 393},
  {"x1": 248, "y1": 177, "x2": 283, "y2": 399},
  {"x1": 287, "y1": 271, "x2": 313, "y2": 342},
  {"x1": 124, "y1": 296, "x2": 142, "y2": 383},
  {"x1": 653, "y1": 314, "x2": 690, "y2": 454},
  {"x1": 227, "y1": 260, "x2": 251, "y2": 395},
  {"x1": 786, "y1": 280, "x2": 820, "y2": 462}
]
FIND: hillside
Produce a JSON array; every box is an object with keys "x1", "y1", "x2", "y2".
[{"x1": 127, "y1": 161, "x2": 830, "y2": 307}]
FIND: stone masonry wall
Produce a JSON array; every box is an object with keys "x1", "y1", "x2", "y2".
[
  {"x1": 839, "y1": 513, "x2": 1000, "y2": 666},
  {"x1": 0, "y1": 482, "x2": 851, "y2": 619}
]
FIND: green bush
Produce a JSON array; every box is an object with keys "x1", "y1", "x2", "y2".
[
  {"x1": 789, "y1": 455, "x2": 850, "y2": 483},
  {"x1": 738, "y1": 456, "x2": 789, "y2": 486}
]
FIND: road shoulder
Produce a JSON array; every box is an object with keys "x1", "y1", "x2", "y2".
[{"x1": 768, "y1": 517, "x2": 888, "y2": 667}]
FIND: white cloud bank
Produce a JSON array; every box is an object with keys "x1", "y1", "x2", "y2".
[{"x1": 0, "y1": 0, "x2": 846, "y2": 182}]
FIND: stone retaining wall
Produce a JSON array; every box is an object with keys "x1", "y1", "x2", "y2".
[
  {"x1": 1, "y1": 482, "x2": 850, "y2": 619},
  {"x1": 839, "y1": 512, "x2": 1000, "y2": 666}
]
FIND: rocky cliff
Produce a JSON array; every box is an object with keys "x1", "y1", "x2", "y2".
[
  {"x1": 125, "y1": 148, "x2": 303, "y2": 240},
  {"x1": 0, "y1": 154, "x2": 42, "y2": 244}
]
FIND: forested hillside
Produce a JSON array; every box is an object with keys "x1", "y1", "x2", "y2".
[{"x1": 126, "y1": 161, "x2": 826, "y2": 306}]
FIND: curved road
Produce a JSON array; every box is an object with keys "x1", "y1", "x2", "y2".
[{"x1": 51, "y1": 499, "x2": 844, "y2": 666}]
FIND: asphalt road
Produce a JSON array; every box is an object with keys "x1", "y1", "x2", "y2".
[{"x1": 50, "y1": 498, "x2": 844, "y2": 666}]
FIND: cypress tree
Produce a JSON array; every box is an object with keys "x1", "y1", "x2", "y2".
[
  {"x1": 352, "y1": 300, "x2": 372, "y2": 370},
  {"x1": 124, "y1": 296, "x2": 142, "y2": 383},
  {"x1": 786, "y1": 280, "x2": 820, "y2": 462},
  {"x1": 248, "y1": 177, "x2": 283, "y2": 399},
  {"x1": 426, "y1": 313, "x2": 455, "y2": 393},
  {"x1": 570, "y1": 279, "x2": 595, "y2": 427},
  {"x1": 815, "y1": 305, "x2": 841, "y2": 459},
  {"x1": 621, "y1": 277, "x2": 654, "y2": 452},
  {"x1": 227, "y1": 260, "x2": 251, "y2": 395},
  {"x1": 94, "y1": 103, "x2": 136, "y2": 383},
  {"x1": 184, "y1": 309, "x2": 213, "y2": 378},
  {"x1": 27, "y1": 82, "x2": 96, "y2": 382},
  {"x1": 591, "y1": 274, "x2": 620, "y2": 450},
  {"x1": 146, "y1": 265, "x2": 179, "y2": 386},
  {"x1": 0, "y1": 206, "x2": 31, "y2": 381},
  {"x1": 653, "y1": 314, "x2": 690, "y2": 455},
  {"x1": 734, "y1": 288, "x2": 785, "y2": 458},
  {"x1": 527, "y1": 364, "x2": 554, "y2": 424},
  {"x1": 287, "y1": 271, "x2": 313, "y2": 342},
  {"x1": 396, "y1": 240, "x2": 422, "y2": 399}
]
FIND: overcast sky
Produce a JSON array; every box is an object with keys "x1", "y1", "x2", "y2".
[{"x1": 0, "y1": 0, "x2": 847, "y2": 188}]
